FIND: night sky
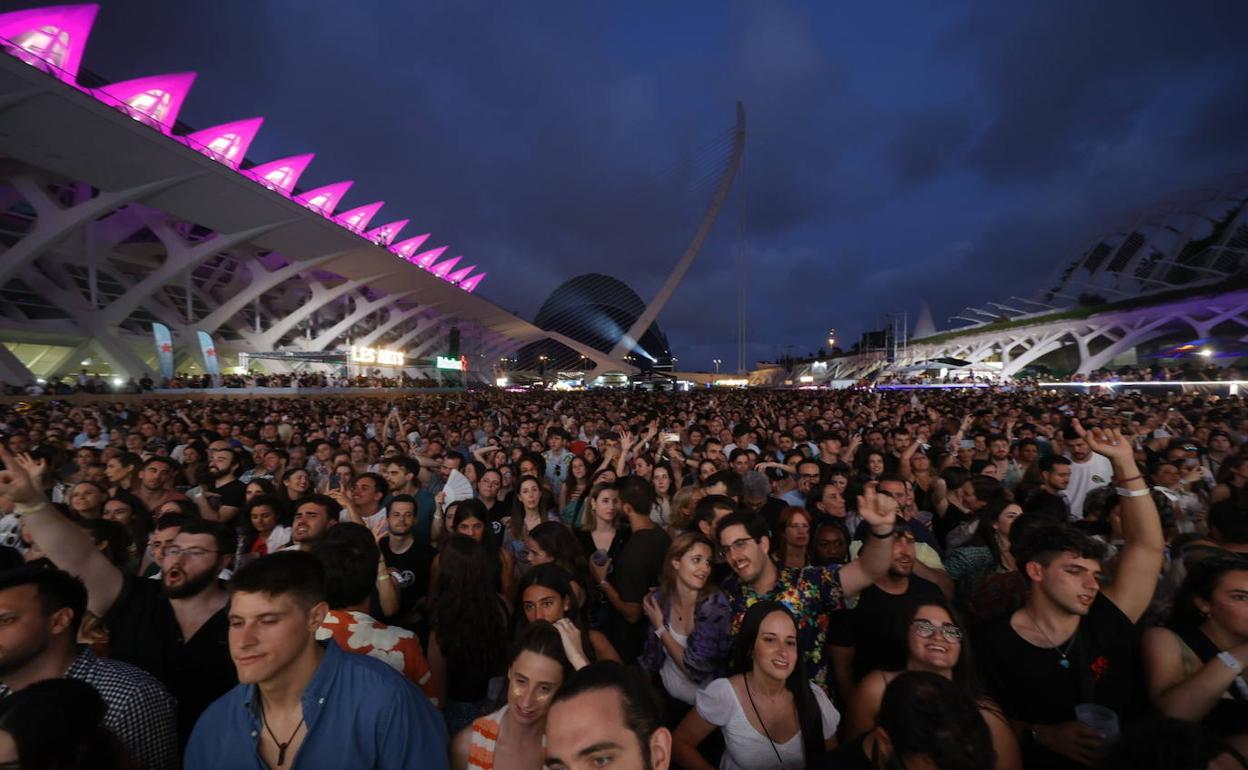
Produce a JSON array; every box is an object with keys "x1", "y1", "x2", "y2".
[{"x1": 28, "y1": 0, "x2": 1248, "y2": 369}]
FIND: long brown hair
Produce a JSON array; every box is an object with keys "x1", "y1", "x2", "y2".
[
  {"x1": 770, "y1": 505, "x2": 814, "y2": 566},
  {"x1": 658, "y1": 531, "x2": 719, "y2": 605},
  {"x1": 579, "y1": 482, "x2": 619, "y2": 532}
]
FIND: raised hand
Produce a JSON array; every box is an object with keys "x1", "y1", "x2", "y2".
[
  {"x1": 857, "y1": 481, "x2": 898, "y2": 534},
  {"x1": 642, "y1": 592, "x2": 664, "y2": 629},
  {"x1": 553, "y1": 618, "x2": 590, "y2": 670},
  {"x1": 1072, "y1": 419, "x2": 1135, "y2": 466},
  {"x1": 0, "y1": 445, "x2": 47, "y2": 506},
  {"x1": 12, "y1": 452, "x2": 47, "y2": 485}
]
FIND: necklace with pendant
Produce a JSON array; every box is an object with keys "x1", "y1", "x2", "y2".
[{"x1": 1029, "y1": 612, "x2": 1078, "y2": 669}]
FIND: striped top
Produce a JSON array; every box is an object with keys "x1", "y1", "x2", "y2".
[
  {"x1": 467, "y1": 705, "x2": 549, "y2": 770},
  {"x1": 467, "y1": 706, "x2": 506, "y2": 770}
]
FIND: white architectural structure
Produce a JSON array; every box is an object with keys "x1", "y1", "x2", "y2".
[{"x1": 0, "y1": 4, "x2": 634, "y2": 383}]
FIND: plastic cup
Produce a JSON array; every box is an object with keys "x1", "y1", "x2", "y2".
[{"x1": 1074, "y1": 704, "x2": 1120, "y2": 744}]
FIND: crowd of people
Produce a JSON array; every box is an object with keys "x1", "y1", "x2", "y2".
[
  {"x1": 12, "y1": 369, "x2": 450, "y2": 395},
  {"x1": 0, "y1": 385, "x2": 1245, "y2": 769}
]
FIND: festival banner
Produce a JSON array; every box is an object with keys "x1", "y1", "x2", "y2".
[
  {"x1": 151, "y1": 323, "x2": 175, "y2": 380},
  {"x1": 197, "y1": 330, "x2": 221, "y2": 377}
]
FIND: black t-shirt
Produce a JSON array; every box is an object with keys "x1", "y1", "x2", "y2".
[
  {"x1": 978, "y1": 593, "x2": 1141, "y2": 770},
  {"x1": 380, "y1": 536, "x2": 436, "y2": 623},
  {"x1": 933, "y1": 501, "x2": 973, "y2": 550},
  {"x1": 605, "y1": 526, "x2": 671, "y2": 663},
  {"x1": 575, "y1": 528, "x2": 631, "y2": 563},
  {"x1": 208, "y1": 478, "x2": 247, "y2": 515},
  {"x1": 575, "y1": 528, "x2": 631, "y2": 630},
  {"x1": 829, "y1": 575, "x2": 944, "y2": 681},
  {"x1": 480, "y1": 498, "x2": 507, "y2": 541},
  {"x1": 103, "y1": 574, "x2": 236, "y2": 743}
]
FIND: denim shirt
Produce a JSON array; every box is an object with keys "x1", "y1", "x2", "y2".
[{"x1": 184, "y1": 641, "x2": 448, "y2": 770}]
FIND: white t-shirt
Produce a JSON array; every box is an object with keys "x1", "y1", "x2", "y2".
[
  {"x1": 696, "y1": 677, "x2": 839, "y2": 770},
  {"x1": 1063, "y1": 454, "x2": 1114, "y2": 521}
]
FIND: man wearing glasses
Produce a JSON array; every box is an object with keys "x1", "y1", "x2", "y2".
[
  {"x1": 0, "y1": 446, "x2": 237, "y2": 740},
  {"x1": 714, "y1": 482, "x2": 898, "y2": 695},
  {"x1": 780, "y1": 459, "x2": 823, "y2": 507}
]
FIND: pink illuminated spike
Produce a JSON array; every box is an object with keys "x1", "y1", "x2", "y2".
[
  {"x1": 430, "y1": 256, "x2": 462, "y2": 279},
  {"x1": 184, "y1": 117, "x2": 264, "y2": 168},
  {"x1": 335, "y1": 201, "x2": 384, "y2": 233},
  {"x1": 412, "y1": 246, "x2": 447, "y2": 269},
  {"x1": 0, "y1": 4, "x2": 98, "y2": 81},
  {"x1": 247, "y1": 153, "x2": 315, "y2": 195},
  {"x1": 97, "y1": 72, "x2": 197, "y2": 132},
  {"x1": 296, "y1": 181, "x2": 353, "y2": 216},
  {"x1": 447, "y1": 264, "x2": 475, "y2": 284},
  {"x1": 365, "y1": 219, "x2": 408, "y2": 247},
  {"x1": 458, "y1": 273, "x2": 486, "y2": 293},
  {"x1": 392, "y1": 234, "x2": 431, "y2": 259}
]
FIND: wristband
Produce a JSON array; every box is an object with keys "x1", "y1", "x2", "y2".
[
  {"x1": 1113, "y1": 474, "x2": 1143, "y2": 484},
  {"x1": 1217, "y1": 651, "x2": 1245, "y2": 675},
  {"x1": 377, "y1": 573, "x2": 393, "y2": 584},
  {"x1": 12, "y1": 500, "x2": 46, "y2": 517},
  {"x1": 654, "y1": 625, "x2": 667, "y2": 639},
  {"x1": 1115, "y1": 487, "x2": 1151, "y2": 498},
  {"x1": 868, "y1": 526, "x2": 896, "y2": 539}
]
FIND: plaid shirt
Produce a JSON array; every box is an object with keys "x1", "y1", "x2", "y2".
[{"x1": 1, "y1": 647, "x2": 179, "y2": 770}]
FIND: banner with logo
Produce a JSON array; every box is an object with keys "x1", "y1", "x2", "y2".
[
  {"x1": 152, "y1": 323, "x2": 175, "y2": 380},
  {"x1": 197, "y1": 330, "x2": 221, "y2": 377}
]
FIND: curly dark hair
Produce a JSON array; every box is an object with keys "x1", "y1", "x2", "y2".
[
  {"x1": 432, "y1": 534, "x2": 509, "y2": 688},
  {"x1": 878, "y1": 671, "x2": 995, "y2": 770}
]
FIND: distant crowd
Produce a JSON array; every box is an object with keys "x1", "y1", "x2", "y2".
[{"x1": 0, "y1": 385, "x2": 1244, "y2": 769}]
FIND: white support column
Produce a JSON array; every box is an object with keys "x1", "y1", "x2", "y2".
[
  {"x1": 0, "y1": 341, "x2": 35, "y2": 385},
  {"x1": 98, "y1": 215, "x2": 300, "y2": 327},
  {"x1": 393, "y1": 316, "x2": 452, "y2": 353},
  {"x1": 357, "y1": 304, "x2": 435, "y2": 348},
  {"x1": 196, "y1": 252, "x2": 348, "y2": 333},
  {"x1": 245, "y1": 273, "x2": 394, "y2": 351},
  {"x1": 1075, "y1": 316, "x2": 1177, "y2": 375},
  {"x1": 0, "y1": 172, "x2": 207, "y2": 289},
  {"x1": 301, "y1": 291, "x2": 417, "y2": 352}
]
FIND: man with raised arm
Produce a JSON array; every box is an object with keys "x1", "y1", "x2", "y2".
[
  {"x1": 0, "y1": 446, "x2": 236, "y2": 740},
  {"x1": 978, "y1": 421, "x2": 1165, "y2": 769}
]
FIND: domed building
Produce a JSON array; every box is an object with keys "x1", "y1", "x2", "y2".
[{"x1": 515, "y1": 274, "x2": 673, "y2": 372}]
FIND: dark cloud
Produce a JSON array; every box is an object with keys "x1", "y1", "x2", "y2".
[
  {"x1": 12, "y1": 0, "x2": 1244, "y2": 368},
  {"x1": 949, "y1": 0, "x2": 1248, "y2": 183},
  {"x1": 886, "y1": 106, "x2": 975, "y2": 184}
]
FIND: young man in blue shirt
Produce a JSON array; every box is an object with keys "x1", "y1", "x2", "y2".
[{"x1": 185, "y1": 551, "x2": 447, "y2": 769}]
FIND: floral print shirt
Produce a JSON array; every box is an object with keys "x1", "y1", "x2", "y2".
[
  {"x1": 317, "y1": 609, "x2": 438, "y2": 706},
  {"x1": 721, "y1": 565, "x2": 848, "y2": 691}
]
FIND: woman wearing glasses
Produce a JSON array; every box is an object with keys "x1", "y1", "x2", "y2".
[{"x1": 842, "y1": 600, "x2": 1021, "y2": 770}]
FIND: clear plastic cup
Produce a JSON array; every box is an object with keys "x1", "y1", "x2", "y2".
[{"x1": 1074, "y1": 704, "x2": 1120, "y2": 744}]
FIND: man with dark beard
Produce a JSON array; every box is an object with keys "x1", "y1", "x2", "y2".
[
  {"x1": 191, "y1": 448, "x2": 246, "y2": 525},
  {"x1": 0, "y1": 447, "x2": 236, "y2": 742}
]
